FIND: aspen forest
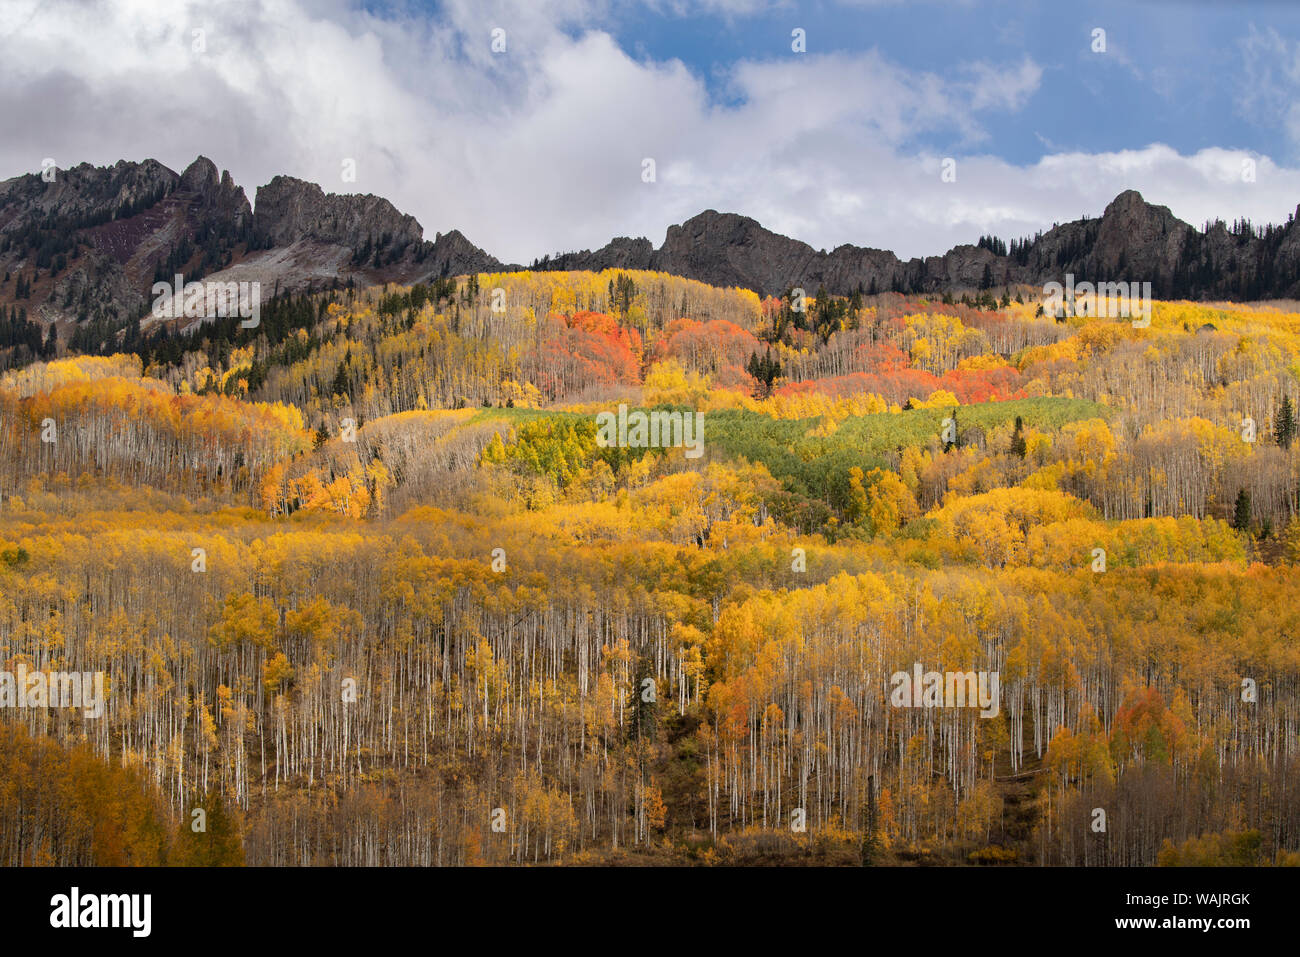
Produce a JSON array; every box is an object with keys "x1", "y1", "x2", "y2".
[{"x1": 3, "y1": 270, "x2": 1300, "y2": 867}]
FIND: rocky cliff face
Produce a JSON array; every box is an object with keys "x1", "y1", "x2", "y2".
[
  {"x1": 179, "y1": 156, "x2": 252, "y2": 228},
  {"x1": 655, "y1": 211, "x2": 822, "y2": 293},
  {"x1": 253, "y1": 176, "x2": 423, "y2": 249},
  {"x1": 1089, "y1": 190, "x2": 1191, "y2": 277}
]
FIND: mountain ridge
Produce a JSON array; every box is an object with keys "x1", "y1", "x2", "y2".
[
  {"x1": 3, "y1": 155, "x2": 1300, "y2": 359},
  {"x1": 541, "y1": 189, "x2": 1300, "y2": 300}
]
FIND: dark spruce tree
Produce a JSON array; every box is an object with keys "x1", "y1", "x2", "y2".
[
  {"x1": 1233, "y1": 488, "x2": 1252, "y2": 533},
  {"x1": 1010, "y1": 416, "x2": 1027, "y2": 459},
  {"x1": 1275, "y1": 394, "x2": 1296, "y2": 450}
]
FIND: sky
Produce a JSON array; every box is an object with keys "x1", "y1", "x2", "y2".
[{"x1": 2, "y1": 0, "x2": 1300, "y2": 264}]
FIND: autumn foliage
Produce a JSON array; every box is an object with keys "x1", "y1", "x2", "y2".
[{"x1": 3, "y1": 275, "x2": 1300, "y2": 867}]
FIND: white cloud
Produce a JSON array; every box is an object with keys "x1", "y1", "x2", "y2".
[
  {"x1": 964, "y1": 57, "x2": 1042, "y2": 112},
  {"x1": 0, "y1": 0, "x2": 1297, "y2": 268}
]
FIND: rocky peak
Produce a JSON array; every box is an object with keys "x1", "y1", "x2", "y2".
[
  {"x1": 418, "y1": 229, "x2": 505, "y2": 279},
  {"x1": 177, "y1": 156, "x2": 251, "y2": 225},
  {"x1": 1091, "y1": 189, "x2": 1191, "y2": 279},
  {"x1": 654, "y1": 210, "x2": 820, "y2": 295},
  {"x1": 179, "y1": 156, "x2": 220, "y2": 193},
  {"x1": 542, "y1": 236, "x2": 653, "y2": 272}
]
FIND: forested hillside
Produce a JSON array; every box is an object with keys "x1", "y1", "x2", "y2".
[{"x1": 2, "y1": 270, "x2": 1298, "y2": 866}]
